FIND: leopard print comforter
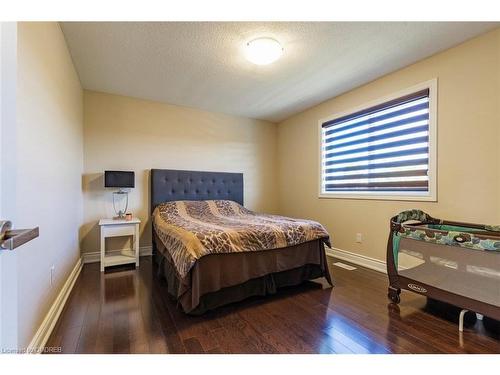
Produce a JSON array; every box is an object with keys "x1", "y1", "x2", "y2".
[{"x1": 153, "y1": 200, "x2": 330, "y2": 278}]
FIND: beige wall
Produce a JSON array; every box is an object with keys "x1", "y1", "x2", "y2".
[
  {"x1": 277, "y1": 28, "x2": 500, "y2": 262},
  {"x1": 15, "y1": 22, "x2": 83, "y2": 347},
  {"x1": 81, "y1": 91, "x2": 278, "y2": 254}
]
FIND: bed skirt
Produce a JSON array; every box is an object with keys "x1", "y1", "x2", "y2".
[{"x1": 153, "y1": 234, "x2": 332, "y2": 315}]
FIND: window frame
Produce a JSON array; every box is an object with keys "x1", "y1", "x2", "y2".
[{"x1": 318, "y1": 79, "x2": 438, "y2": 202}]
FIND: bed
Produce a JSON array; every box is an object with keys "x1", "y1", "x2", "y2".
[{"x1": 150, "y1": 169, "x2": 332, "y2": 314}]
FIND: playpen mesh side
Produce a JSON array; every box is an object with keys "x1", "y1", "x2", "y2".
[{"x1": 397, "y1": 237, "x2": 500, "y2": 307}]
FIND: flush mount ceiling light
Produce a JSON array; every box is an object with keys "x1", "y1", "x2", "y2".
[{"x1": 245, "y1": 38, "x2": 283, "y2": 65}]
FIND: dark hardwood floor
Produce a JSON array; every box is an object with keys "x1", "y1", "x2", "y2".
[{"x1": 45, "y1": 256, "x2": 500, "y2": 354}]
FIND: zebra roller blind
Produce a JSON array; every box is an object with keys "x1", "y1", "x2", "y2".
[{"x1": 321, "y1": 89, "x2": 431, "y2": 195}]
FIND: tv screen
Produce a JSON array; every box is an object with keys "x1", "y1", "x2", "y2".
[{"x1": 104, "y1": 171, "x2": 135, "y2": 188}]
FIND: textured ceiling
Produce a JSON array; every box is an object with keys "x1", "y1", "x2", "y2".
[{"x1": 61, "y1": 22, "x2": 498, "y2": 123}]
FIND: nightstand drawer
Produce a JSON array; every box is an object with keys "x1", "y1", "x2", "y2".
[{"x1": 101, "y1": 224, "x2": 136, "y2": 238}]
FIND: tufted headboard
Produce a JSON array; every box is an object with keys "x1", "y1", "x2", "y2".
[{"x1": 150, "y1": 169, "x2": 244, "y2": 214}]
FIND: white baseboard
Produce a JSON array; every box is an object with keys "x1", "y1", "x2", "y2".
[
  {"x1": 81, "y1": 246, "x2": 152, "y2": 264},
  {"x1": 325, "y1": 246, "x2": 387, "y2": 274},
  {"x1": 27, "y1": 257, "x2": 83, "y2": 353}
]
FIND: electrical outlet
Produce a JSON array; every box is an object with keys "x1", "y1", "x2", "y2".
[
  {"x1": 50, "y1": 265, "x2": 55, "y2": 287},
  {"x1": 356, "y1": 233, "x2": 363, "y2": 243}
]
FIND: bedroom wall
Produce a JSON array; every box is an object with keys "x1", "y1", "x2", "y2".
[
  {"x1": 13, "y1": 22, "x2": 83, "y2": 347},
  {"x1": 277, "y1": 28, "x2": 500, "y2": 263},
  {"x1": 81, "y1": 91, "x2": 278, "y2": 255}
]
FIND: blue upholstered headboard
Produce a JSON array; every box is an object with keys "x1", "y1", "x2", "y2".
[{"x1": 150, "y1": 169, "x2": 244, "y2": 214}]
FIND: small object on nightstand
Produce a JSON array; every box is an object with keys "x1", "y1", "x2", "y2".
[
  {"x1": 125, "y1": 213, "x2": 133, "y2": 221},
  {"x1": 99, "y1": 217, "x2": 141, "y2": 272}
]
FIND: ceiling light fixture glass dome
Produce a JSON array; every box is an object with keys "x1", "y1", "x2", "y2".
[{"x1": 245, "y1": 38, "x2": 283, "y2": 65}]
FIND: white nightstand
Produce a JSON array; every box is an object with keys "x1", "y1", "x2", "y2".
[{"x1": 99, "y1": 218, "x2": 141, "y2": 272}]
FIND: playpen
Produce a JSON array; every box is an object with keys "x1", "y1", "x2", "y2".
[{"x1": 387, "y1": 210, "x2": 500, "y2": 331}]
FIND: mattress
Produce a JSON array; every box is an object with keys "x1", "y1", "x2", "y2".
[{"x1": 152, "y1": 199, "x2": 331, "y2": 279}]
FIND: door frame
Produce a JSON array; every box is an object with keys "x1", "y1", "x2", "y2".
[{"x1": 0, "y1": 21, "x2": 19, "y2": 353}]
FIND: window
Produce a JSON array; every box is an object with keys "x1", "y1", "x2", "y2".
[{"x1": 319, "y1": 80, "x2": 437, "y2": 201}]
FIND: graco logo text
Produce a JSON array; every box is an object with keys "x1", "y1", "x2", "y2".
[{"x1": 408, "y1": 283, "x2": 427, "y2": 293}]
